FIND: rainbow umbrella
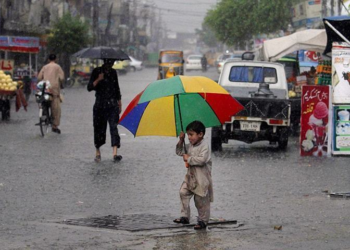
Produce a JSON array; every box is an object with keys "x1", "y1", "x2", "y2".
[{"x1": 119, "y1": 76, "x2": 244, "y2": 137}]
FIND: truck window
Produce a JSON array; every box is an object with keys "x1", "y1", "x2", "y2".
[{"x1": 229, "y1": 66, "x2": 277, "y2": 83}]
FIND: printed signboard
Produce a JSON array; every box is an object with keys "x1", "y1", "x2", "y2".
[
  {"x1": 332, "y1": 105, "x2": 350, "y2": 155},
  {"x1": 332, "y1": 48, "x2": 350, "y2": 104},
  {"x1": 300, "y1": 85, "x2": 331, "y2": 156},
  {"x1": 0, "y1": 59, "x2": 14, "y2": 76}
]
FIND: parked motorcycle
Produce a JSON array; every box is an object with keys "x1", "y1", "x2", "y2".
[{"x1": 65, "y1": 70, "x2": 90, "y2": 88}]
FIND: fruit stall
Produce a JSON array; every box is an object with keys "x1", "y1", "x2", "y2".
[
  {"x1": 0, "y1": 70, "x2": 26, "y2": 120},
  {"x1": 0, "y1": 36, "x2": 39, "y2": 121}
]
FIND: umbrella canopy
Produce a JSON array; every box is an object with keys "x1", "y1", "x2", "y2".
[
  {"x1": 259, "y1": 29, "x2": 327, "y2": 61},
  {"x1": 323, "y1": 16, "x2": 350, "y2": 54},
  {"x1": 119, "y1": 76, "x2": 244, "y2": 137},
  {"x1": 72, "y1": 46, "x2": 130, "y2": 60},
  {"x1": 71, "y1": 47, "x2": 90, "y2": 58}
]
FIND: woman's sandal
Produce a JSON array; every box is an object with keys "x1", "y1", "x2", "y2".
[
  {"x1": 173, "y1": 217, "x2": 189, "y2": 224},
  {"x1": 113, "y1": 155, "x2": 123, "y2": 162},
  {"x1": 193, "y1": 221, "x2": 207, "y2": 230},
  {"x1": 94, "y1": 155, "x2": 101, "y2": 162}
]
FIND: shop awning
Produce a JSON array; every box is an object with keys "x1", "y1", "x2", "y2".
[
  {"x1": 0, "y1": 36, "x2": 40, "y2": 53},
  {"x1": 258, "y1": 29, "x2": 327, "y2": 61}
]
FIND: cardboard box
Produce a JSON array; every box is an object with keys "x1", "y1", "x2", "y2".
[{"x1": 296, "y1": 75, "x2": 307, "y2": 85}]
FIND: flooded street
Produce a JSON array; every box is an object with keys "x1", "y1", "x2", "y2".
[{"x1": 1, "y1": 67, "x2": 350, "y2": 249}]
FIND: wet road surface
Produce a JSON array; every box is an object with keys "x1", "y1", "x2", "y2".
[{"x1": 1, "y1": 67, "x2": 350, "y2": 249}]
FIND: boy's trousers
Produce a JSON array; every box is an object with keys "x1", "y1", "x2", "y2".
[{"x1": 179, "y1": 182, "x2": 210, "y2": 223}]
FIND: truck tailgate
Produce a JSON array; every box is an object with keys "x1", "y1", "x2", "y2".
[{"x1": 234, "y1": 97, "x2": 290, "y2": 119}]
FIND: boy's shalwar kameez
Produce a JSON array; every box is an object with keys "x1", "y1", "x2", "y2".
[{"x1": 176, "y1": 139, "x2": 213, "y2": 224}]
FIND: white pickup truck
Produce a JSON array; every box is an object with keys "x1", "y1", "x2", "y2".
[{"x1": 212, "y1": 59, "x2": 291, "y2": 151}]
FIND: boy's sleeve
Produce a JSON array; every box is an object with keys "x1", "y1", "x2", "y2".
[
  {"x1": 176, "y1": 143, "x2": 190, "y2": 156},
  {"x1": 176, "y1": 143, "x2": 184, "y2": 156},
  {"x1": 187, "y1": 143, "x2": 210, "y2": 166}
]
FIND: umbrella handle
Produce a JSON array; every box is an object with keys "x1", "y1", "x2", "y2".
[{"x1": 183, "y1": 140, "x2": 189, "y2": 168}]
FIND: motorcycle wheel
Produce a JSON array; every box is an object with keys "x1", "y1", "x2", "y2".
[
  {"x1": 65, "y1": 77, "x2": 75, "y2": 88},
  {"x1": 277, "y1": 127, "x2": 289, "y2": 150}
]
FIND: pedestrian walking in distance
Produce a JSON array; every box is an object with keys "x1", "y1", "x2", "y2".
[
  {"x1": 87, "y1": 58, "x2": 122, "y2": 163},
  {"x1": 38, "y1": 54, "x2": 65, "y2": 134},
  {"x1": 174, "y1": 120, "x2": 213, "y2": 230}
]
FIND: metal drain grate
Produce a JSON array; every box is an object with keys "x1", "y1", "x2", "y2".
[{"x1": 59, "y1": 214, "x2": 237, "y2": 232}]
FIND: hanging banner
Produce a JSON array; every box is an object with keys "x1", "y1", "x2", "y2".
[
  {"x1": 332, "y1": 105, "x2": 350, "y2": 155},
  {"x1": 300, "y1": 85, "x2": 332, "y2": 156},
  {"x1": 0, "y1": 36, "x2": 39, "y2": 53},
  {"x1": 0, "y1": 36, "x2": 9, "y2": 47}
]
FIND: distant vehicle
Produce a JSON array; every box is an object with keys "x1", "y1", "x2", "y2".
[
  {"x1": 185, "y1": 54, "x2": 202, "y2": 71},
  {"x1": 65, "y1": 70, "x2": 90, "y2": 88},
  {"x1": 129, "y1": 56, "x2": 143, "y2": 71},
  {"x1": 217, "y1": 52, "x2": 244, "y2": 74},
  {"x1": 113, "y1": 60, "x2": 130, "y2": 75},
  {"x1": 157, "y1": 50, "x2": 184, "y2": 80}
]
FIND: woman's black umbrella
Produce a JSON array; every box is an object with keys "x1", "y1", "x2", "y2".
[{"x1": 72, "y1": 46, "x2": 130, "y2": 61}]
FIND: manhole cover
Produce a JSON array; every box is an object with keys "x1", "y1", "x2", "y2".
[{"x1": 59, "y1": 214, "x2": 237, "y2": 232}]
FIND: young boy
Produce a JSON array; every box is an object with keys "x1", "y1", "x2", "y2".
[{"x1": 173, "y1": 120, "x2": 213, "y2": 230}]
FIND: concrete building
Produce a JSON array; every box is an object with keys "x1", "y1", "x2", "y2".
[{"x1": 291, "y1": 0, "x2": 343, "y2": 30}]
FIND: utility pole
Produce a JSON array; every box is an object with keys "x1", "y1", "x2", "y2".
[
  {"x1": 92, "y1": 0, "x2": 99, "y2": 46},
  {"x1": 331, "y1": 0, "x2": 335, "y2": 16},
  {"x1": 104, "y1": 2, "x2": 113, "y2": 46},
  {"x1": 322, "y1": 0, "x2": 327, "y2": 18},
  {"x1": 338, "y1": 0, "x2": 343, "y2": 15}
]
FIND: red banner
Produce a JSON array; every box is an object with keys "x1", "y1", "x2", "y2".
[
  {"x1": 0, "y1": 36, "x2": 39, "y2": 53},
  {"x1": 300, "y1": 85, "x2": 331, "y2": 156}
]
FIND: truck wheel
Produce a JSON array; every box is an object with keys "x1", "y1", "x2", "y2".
[
  {"x1": 278, "y1": 128, "x2": 289, "y2": 150},
  {"x1": 211, "y1": 127, "x2": 223, "y2": 152},
  {"x1": 278, "y1": 139, "x2": 288, "y2": 150}
]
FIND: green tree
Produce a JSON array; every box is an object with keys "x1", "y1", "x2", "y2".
[
  {"x1": 47, "y1": 13, "x2": 91, "y2": 78},
  {"x1": 204, "y1": 0, "x2": 298, "y2": 47},
  {"x1": 255, "y1": 0, "x2": 296, "y2": 34}
]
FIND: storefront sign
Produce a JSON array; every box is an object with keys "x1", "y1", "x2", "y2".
[
  {"x1": 332, "y1": 48, "x2": 350, "y2": 103},
  {"x1": 300, "y1": 85, "x2": 331, "y2": 156},
  {"x1": 0, "y1": 36, "x2": 39, "y2": 53},
  {"x1": 0, "y1": 59, "x2": 14, "y2": 76}
]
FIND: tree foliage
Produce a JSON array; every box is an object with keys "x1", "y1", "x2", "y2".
[
  {"x1": 47, "y1": 13, "x2": 91, "y2": 55},
  {"x1": 47, "y1": 13, "x2": 91, "y2": 77},
  {"x1": 204, "y1": 0, "x2": 298, "y2": 46},
  {"x1": 255, "y1": 0, "x2": 296, "y2": 33}
]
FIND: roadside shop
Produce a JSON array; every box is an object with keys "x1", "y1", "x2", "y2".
[{"x1": 0, "y1": 36, "x2": 40, "y2": 120}]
